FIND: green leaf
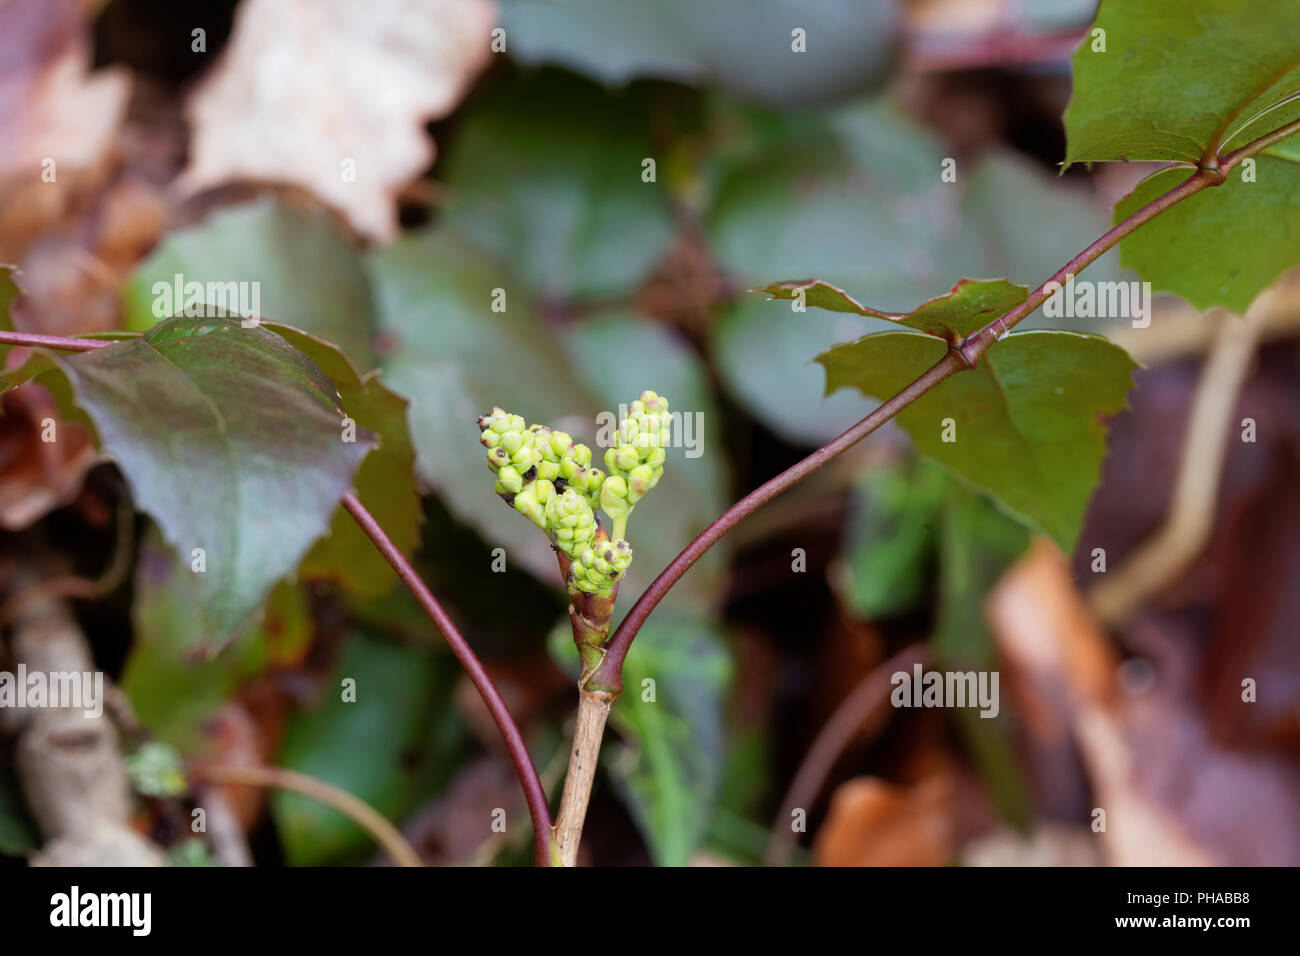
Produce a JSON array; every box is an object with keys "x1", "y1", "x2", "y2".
[
  {"x1": 1112, "y1": 162, "x2": 1300, "y2": 315},
  {"x1": 271, "y1": 632, "x2": 462, "y2": 865},
  {"x1": 762, "y1": 278, "x2": 1029, "y2": 342},
  {"x1": 19, "y1": 316, "x2": 372, "y2": 648},
  {"x1": 932, "y1": 482, "x2": 1032, "y2": 830},
  {"x1": 818, "y1": 329, "x2": 1136, "y2": 552},
  {"x1": 500, "y1": 0, "x2": 899, "y2": 108},
  {"x1": 122, "y1": 198, "x2": 378, "y2": 370},
  {"x1": 562, "y1": 312, "x2": 728, "y2": 611},
  {"x1": 440, "y1": 70, "x2": 675, "y2": 301},
  {"x1": 369, "y1": 229, "x2": 601, "y2": 580},
  {"x1": 836, "y1": 458, "x2": 947, "y2": 619},
  {"x1": 607, "y1": 613, "x2": 732, "y2": 866},
  {"x1": 1064, "y1": 0, "x2": 1300, "y2": 166},
  {"x1": 269, "y1": 324, "x2": 420, "y2": 596}
]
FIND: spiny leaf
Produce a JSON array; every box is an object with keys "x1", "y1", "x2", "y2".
[
  {"x1": 762, "y1": 277, "x2": 1029, "y2": 342},
  {"x1": 1112, "y1": 161, "x2": 1300, "y2": 315},
  {"x1": 818, "y1": 329, "x2": 1136, "y2": 552},
  {"x1": 1064, "y1": 0, "x2": 1300, "y2": 166}
]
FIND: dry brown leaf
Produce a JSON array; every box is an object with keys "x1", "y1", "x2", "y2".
[
  {"x1": 0, "y1": 385, "x2": 98, "y2": 530},
  {"x1": 813, "y1": 774, "x2": 954, "y2": 866},
  {"x1": 989, "y1": 539, "x2": 1215, "y2": 866},
  {"x1": 178, "y1": 0, "x2": 497, "y2": 242},
  {"x1": 0, "y1": 0, "x2": 132, "y2": 261}
]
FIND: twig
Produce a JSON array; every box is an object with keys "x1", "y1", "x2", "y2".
[
  {"x1": 192, "y1": 763, "x2": 422, "y2": 867},
  {"x1": 550, "y1": 688, "x2": 613, "y2": 867},
  {"x1": 1088, "y1": 292, "x2": 1271, "y2": 624},
  {"x1": 765, "y1": 644, "x2": 928, "y2": 867},
  {"x1": 341, "y1": 492, "x2": 554, "y2": 866},
  {"x1": 0, "y1": 330, "x2": 111, "y2": 351},
  {"x1": 589, "y1": 115, "x2": 1300, "y2": 695}
]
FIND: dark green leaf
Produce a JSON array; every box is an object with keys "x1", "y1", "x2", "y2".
[
  {"x1": 23, "y1": 316, "x2": 371, "y2": 648},
  {"x1": 441, "y1": 70, "x2": 675, "y2": 301},
  {"x1": 500, "y1": 0, "x2": 900, "y2": 108}
]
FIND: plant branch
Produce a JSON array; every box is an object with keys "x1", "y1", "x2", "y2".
[
  {"x1": 591, "y1": 114, "x2": 1300, "y2": 695},
  {"x1": 341, "y1": 492, "x2": 555, "y2": 866},
  {"x1": 0, "y1": 330, "x2": 110, "y2": 351},
  {"x1": 192, "y1": 763, "x2": 422, "y2": 867}
]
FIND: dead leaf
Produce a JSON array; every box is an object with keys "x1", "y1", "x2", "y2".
[
  {"x1": 989, "y1": 540, "x2": 1217, "y2": 865},
  {"x1": 0, "y1": 0, "x2": 132, "y2": 261},
  {"x1": 813, "y1": 773, "x2": 954, "y2": 866},
  {"x1": 177, "y1": 0, "x2": 497, "y2": 242},
  {"x1": 0, "y1": 384, "x2": 98, "y2": 531}
]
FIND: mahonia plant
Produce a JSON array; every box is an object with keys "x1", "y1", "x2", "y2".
[{"x1": 477, "y1": 390, "x2": 670, "y2": 600}]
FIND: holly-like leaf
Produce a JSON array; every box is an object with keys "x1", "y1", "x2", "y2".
[
  {"x1": 818, "y1": 329, "x2": 1136, "y2": 552},
  {"x1": 1111, "y1": 161, "x2": 1300, "y2": 315},
  {"x1": 1064, "y1": 0, "x2": 1300, "y2": 166},
  {"x1": 270, "y1": 324, "x2": 419, "y2": 597},
  {"x1": 122, "y1": 198, "x2": 379, "y2": 370},
  {"x1": 5, "y1": 316, "x2": 372, "y2": 648},
  {"x1": 1063, "y1": 0, "x2": 1300, "y2": 313},
  {"x1": 607, "y1": 613, "x2": 732, "y2": 867},
  {"x1": 762, "y1": 278, "x2": 1029, "y2": 342}
]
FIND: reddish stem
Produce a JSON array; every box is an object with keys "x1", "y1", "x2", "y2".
[
  {"x1": 0, "y1": 330, "x2": 109, "y2": 351},
  {"x1": 341, "y1": 492, "x2": 555, "y2": 866}
]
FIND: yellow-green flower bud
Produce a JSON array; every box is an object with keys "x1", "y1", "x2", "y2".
[
  {"x1": 495, "y1": 465, "x2": 525, "y2": 496},
  {"x1": 512, "y1": 484, "x2": 546, "y2": 528}
]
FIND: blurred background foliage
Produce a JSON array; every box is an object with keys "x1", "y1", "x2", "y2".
[{"x1": 2, "y1": 0, "x2": 1298, "y2": 867}]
